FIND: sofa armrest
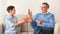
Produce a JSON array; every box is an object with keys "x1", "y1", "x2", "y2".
[{"x1": 0, "y1": 23, "x2": 3, "y2": 34}]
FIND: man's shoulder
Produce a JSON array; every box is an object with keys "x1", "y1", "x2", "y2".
[
  {"x1": 35, "y1": 13, "x2": 42, "y2": 16},
  {"x1": 48, "y1": 12, "x2": 54, "y2": 16}
]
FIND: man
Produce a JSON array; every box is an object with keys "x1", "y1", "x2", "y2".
[
  {"x1": 4, "y1": 6, "x2": 29, "y2": 34},
  {"x1": 27, "y1": 2, "x2": 55, "y2": 34}
]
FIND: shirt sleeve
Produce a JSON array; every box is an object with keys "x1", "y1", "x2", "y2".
[
  {"x1": 44, "y1": 14, "x2": 55, "y2": 28},
  {"x1": 30, "y1": 14, "x2": 38, "y2": 28},
  {"x1": 5, "y1": 17, "x2": 14, "y2": 27},
  {"x1": 16, "y1": 17, "x2": 18, "y2": 23}
]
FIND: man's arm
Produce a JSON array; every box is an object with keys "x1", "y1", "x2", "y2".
[
  {"x1": 44, "y1": 14, "x2": 55, "y2": 28},
  {"x1": 28, "y1": 9, "x2": 38, "y2": 28},
  {"x1": 36, "y1": 14, "x2": 55, "y2": 28},
  {"x1": 30, "y1": 21, "x2": 37, "y2": 28},
  {"x1": 30, "y1": 14, "x2": 39, "y2": 28}
]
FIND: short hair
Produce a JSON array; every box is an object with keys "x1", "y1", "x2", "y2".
[
  {"x1": 42, "y1": 2, "x2": 49, "y2": 8},
  {"x1": 7, "y1": 6, "x2": 15, "y2": 13}
]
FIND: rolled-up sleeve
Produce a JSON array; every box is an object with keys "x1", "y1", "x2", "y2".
[
  {"x1": 30, "y1": 21, "x2": 37, "y2": 28},
  {"x1": 30, "y1": 14, "x2": 39, "y2": 28}
]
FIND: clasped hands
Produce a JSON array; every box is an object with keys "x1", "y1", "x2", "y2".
[
  {"x1": 36, "y1": 20, "x2": 45, "y2": 26},
  {"x1": 12, "y1": 9, "x2": 32, "y2": 28},
  {"x1": 12, "y1": 9, "x2": 44, "y2": 28}
]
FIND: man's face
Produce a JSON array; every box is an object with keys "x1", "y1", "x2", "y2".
[
  {"x1": 10, "y1": 8, "x2": 16, "y2": 15},
  {"x1": 41, "y1": 4, "x2": 48, "y2": 13}
]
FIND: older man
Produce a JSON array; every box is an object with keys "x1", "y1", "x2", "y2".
[{"x1": 27, "y1": 2, "x2": 55, "y2": 34}]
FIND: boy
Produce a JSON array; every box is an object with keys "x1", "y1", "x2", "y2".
[{"x1": 4, "y1": 6, "x2": 31, "y2": 34}]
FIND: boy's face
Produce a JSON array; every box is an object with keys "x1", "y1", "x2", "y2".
[{"x1": 10, "y1": 8, "x2": 16, "y2": 15}]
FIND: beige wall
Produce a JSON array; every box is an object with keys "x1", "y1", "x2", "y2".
[{"x1": 0, "y1": 0, "x2": 60, "y2": 23}]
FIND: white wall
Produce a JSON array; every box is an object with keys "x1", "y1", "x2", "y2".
[
  {"x1": 0, "y1": 0, "x2": 60, "y2": 34},
  {"x1": 0, "y1": 0, "x2": 7, "y2": 24},
  {"x1": 6, "y1": 0, "x2": 60, "y2": 23},
  {"x1": 0, "y1": 0, "x2": 60, "y2": 28}
]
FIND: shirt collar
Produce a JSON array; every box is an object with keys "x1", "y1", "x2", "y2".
[
  {"x1": 41, "y1": 12, "x2": 49, "y2": 15},
  {"x1": 8, "y1": 14, "x2": 14, "y2": 18}
]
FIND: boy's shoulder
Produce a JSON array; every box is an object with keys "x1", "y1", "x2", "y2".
[
  {"x1": 6, "y1": 15, "x2": 17, "y2": 19},
  {"x1": 5, "y1": 15, "x2": 13, "y2": 19}
]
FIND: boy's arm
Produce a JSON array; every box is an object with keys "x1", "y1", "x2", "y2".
[
  {"x1": 13, "y1": 9, "x2": 32, "y2": 28},
  {"x1": 12, "y1": 20, "x2": 26, "y2": 28},
  {"x1": 12, "y1": 17, "x2": 32, "y2": 28}
]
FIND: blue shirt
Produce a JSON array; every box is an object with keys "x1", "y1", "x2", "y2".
[
  {"x1": 4, "y1": 15, "x2": 18, "y2": 34},
  {"x1": 31, "y1": 12, "x2": 55, "y2": 29}
]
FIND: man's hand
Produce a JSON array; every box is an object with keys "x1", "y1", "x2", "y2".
[
  {"x1": 28, "y1": 9, "x2": 32, "y2": 19},
  {"x1": 22, "y1": 9, "x2": 32, "y2": 23},
  {"x1": 36, "y1": 20, "x2": 45, "y2": 25}
]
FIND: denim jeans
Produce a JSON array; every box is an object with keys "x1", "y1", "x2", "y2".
[{"x1": 33, "y1": 26, "x2": 54, "y2": 34}]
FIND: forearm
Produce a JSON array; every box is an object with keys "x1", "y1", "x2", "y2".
[
  {"x1": 13, "y1": 21, "x2": 25, "y2": 27},
  {"x1": 44, "y1": 23, "x2": 55, "y2": 28},
  {"x1": 39, "y1": 21, "x2": 55, "y2": 28},
  {"x1": 30, "y1": 20, "x2": 37, "y2": 28}
]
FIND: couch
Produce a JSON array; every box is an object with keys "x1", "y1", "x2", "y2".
[{"x1": 0, "y1": 14, "x2": 60, "y2": 34}]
